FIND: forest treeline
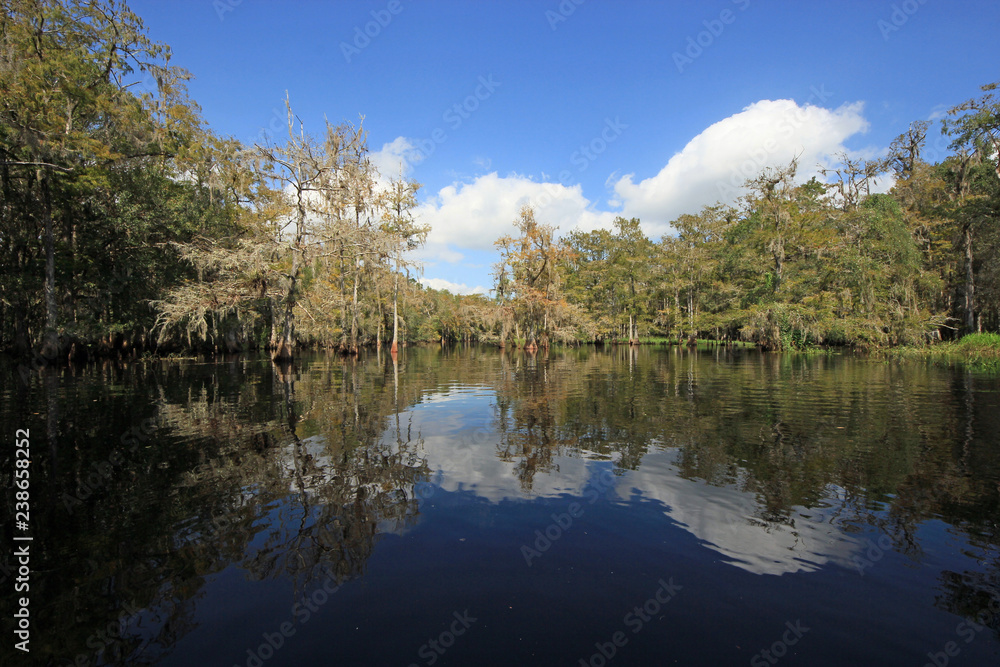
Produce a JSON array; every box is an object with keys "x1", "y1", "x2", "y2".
[{"x1": 2, "y1": 0, "x2": 998, "y2": 361}]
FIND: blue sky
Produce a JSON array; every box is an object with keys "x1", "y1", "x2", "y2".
[{"x1": 130, "y1": 0, "x2": 1000, "y2": 294}]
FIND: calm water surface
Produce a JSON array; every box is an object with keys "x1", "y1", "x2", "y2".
[{"x1": 2, "y1": 346, "x2": 999, "y2": 666}]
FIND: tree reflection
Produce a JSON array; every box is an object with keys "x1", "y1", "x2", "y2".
[
  {"x1": 9, "y1": 353, "x2": 438, "y2": 665},
  {"x1": 482, "y1": 346, "x2": 998, "y2": 574},
  {"x1": 937, "y1": 558, "x2": 1000, "y2": 637}
]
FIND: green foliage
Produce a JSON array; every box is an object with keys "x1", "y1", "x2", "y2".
[
  {"x1": 955, "y1": 332, "x2": 1000, "y2": 359},
  {"x1": 0, "y1": 0, "x2": 223, "y2": 354},
  {"x1": 562, "y1": 216, "x2": 654, "y2": 341},
  {"x1": 891, "y1": 332, "x2": 1000, "y2": 371}
]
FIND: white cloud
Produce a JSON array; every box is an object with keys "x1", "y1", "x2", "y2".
[
  {"x1": 370, "y1": 136, "x2": 415, "y2": 182},
  {"x1": 402, "y1": 98, "x2": 877, "y2": 273},
  {"x1": 928, "y1": 103, "x2": 951, "y2": 121},
  {"x1": 612, "y1": 99, "x2": 872, "y2": 236},
  {"x1": 419, "y1": 277, "x2": 488, "y2": 295},
  {"x1": 414, "y1": 243, "x2": 465, "y2": 265},
  {"x1": 412, "y1": 172, "x2": 616, "y2": 259},
  {"x1": 616, "y1": 449, "x2": 861, "y2": 576}
]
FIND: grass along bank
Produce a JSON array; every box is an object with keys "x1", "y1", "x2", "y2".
[{"x1": 891, "y1": 333, "x2": 1000, "y2": 369}]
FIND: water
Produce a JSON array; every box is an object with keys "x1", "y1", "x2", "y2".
[{"x1": 2, "y1": 346, "x2": 998, "y2": 666}]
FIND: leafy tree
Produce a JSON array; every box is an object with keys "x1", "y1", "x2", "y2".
[
  {"x1": 668, "y1": 206, "x2": 731, "y2": 341},
  {"x1": 494, "y1": 206, "x2": 572, "y2": 348},
  {"x1": 378, "y1": 176, "x2": 427, "y2": 353},
  {"x1": 942, "y1": 82, "x2": 1000, "y2": 332},
  {"x1": 0, "y1": 0, "x2": 210, "y2": 356},
  {"x1": 562, "y1": 227, "x2": 615, "y2": 339}
]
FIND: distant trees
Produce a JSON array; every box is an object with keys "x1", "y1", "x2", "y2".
[
  {"x1": 249, "y1": 103, "x2": 373, "y2": 359},
  {"x1": 490, "y1": 101, "x2": 1000, "y2": 350},
  {"x1": 941, "y1": 82, "x2": 1000, "y2": 332},
  {"x1": 563, "y1": 217, "x2": 654, "y2": 343},
  {"x1": 494, "y1": 206, "x2": 573, "y2": 348},
  {"x1": 378, "y1": 176, "x2": 427, "y2": 353}
]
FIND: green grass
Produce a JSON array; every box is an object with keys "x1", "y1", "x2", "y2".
[
  {"x1": 890, "y1": 332, "x2": 1000, "y2": 370},
  {"x1": 954, "y1": 332, "x2": 1000, "y2": 355},
  {"x1": 636, "y1": 336, "x2": 673, "y2": 344}
]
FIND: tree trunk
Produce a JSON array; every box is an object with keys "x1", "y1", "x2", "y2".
[
  {"x1": 964, "y1": 224, "x2": 975, "y2": 332},
  {"x1": 351, "y1": 271, "x2": 359, "y2": 354},
  {"x1": 688, "y1": 291, "x2": 695, "y2": 341},
  {"x1": 391, "y1": 295, "x2": 398, "y2": 353},
  {"x1": 391, "y1": 253, "x2": 399, "y2": 354},
  {"x1": 273, "y1": 199, "x2": 304, "y2": 361},
  {"x1": 40, "y1": 171, "x2": 60, "y2": 359},
  {"x1": 272, "y1": 296, "x2": 295, "y2": 361},
  {"x1": 674, "y1": 288, "x2": 681, "y2": 342}
]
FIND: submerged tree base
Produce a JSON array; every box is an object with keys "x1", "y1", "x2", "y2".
[{"x1": 271, "y1": 339, "x2": 294, "y2": 361}]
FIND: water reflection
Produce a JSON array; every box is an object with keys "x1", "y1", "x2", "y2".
[
  {"x1": 617, "y1": 450, "x2": 861, "y2": 575},
  {"x1": 1, "y1": 345, "x2": 998, "y2": 665},
  {"x1": 157, "y1": 359, "x2": 432, "y2": 590}
]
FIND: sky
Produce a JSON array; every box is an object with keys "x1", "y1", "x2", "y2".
[{"x1": 129, "y1": 0, "x2": 1000, "y2": 295}]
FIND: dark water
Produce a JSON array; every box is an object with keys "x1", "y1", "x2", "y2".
[{"x1": 2, "y1": 346, "x2": 999, "y2": 666}]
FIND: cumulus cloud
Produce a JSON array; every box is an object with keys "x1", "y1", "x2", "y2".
[
  {"x1": 370, "y1": 136, "x2": 416, "y2": 186},
  {"x1": 412, "y1": 172, "x2": 616, "y2": 260},
  {"x1": 401, "y1": 98, "x2": 877, "y2": 286},
  {"x1": 419, "y1": 277, "x2": 488, "y2": 295},
  {"x1": 612, "y1": 99, "x2": 871, "y2": 235}
]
